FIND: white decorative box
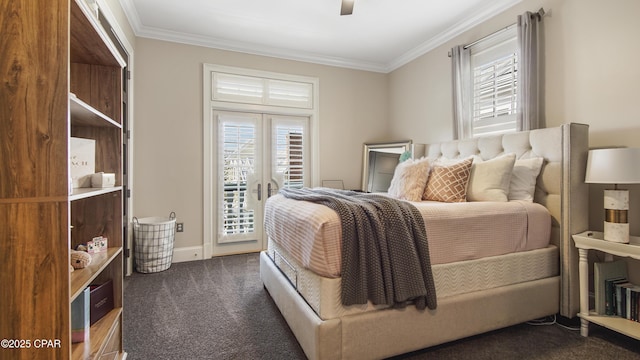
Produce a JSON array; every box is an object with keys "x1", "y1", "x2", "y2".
[
  {"x1": 87, "y1": 236, "x2": 108, "y2": 254},
  {"x1": 91, "y1": 172, "x2": 116, "y2": 188},
  {"x1": 70, "y1": 137, "x2": 95, "y2": 188}
]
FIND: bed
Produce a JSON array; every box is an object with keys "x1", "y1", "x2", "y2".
[{"x1": 260, "y1": 123, "x2": 589, "y2": 359}]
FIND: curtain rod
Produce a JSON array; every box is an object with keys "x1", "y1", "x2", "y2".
[
  {"x1": 447, "y1": 8, "x2": 546, "y2": 57},
  {"x1": 463, "y1": 22, "x2": 516, "y2": 50}
]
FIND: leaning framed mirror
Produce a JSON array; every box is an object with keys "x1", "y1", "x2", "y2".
[{"x1": 361, "y1": 140, "x2": 412, "y2": 192}]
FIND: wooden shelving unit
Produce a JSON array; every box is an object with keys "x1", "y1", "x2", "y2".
[
  {"x1": 0, "y1": 0, "x2": 126, "y2": 358},
  {"x1": 69, "y1": 0, "x2": 125, "y2": 358}
]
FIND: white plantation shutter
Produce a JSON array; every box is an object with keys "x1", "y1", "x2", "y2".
[
  {"x1": 213, "y1": 72, "x2": 312, "y2": 109},
  {"x1": 267, "y1": 80, "x2": 313, "y2": 108},
  {"x1": 218, "y1": 113, "x2": 260, "y2": 241},
  {"x1": 472, "y1": 52, "x2": 517, "y2": 136},
  {"x1": 271, "y1": 116, "x2": 309, "y2": 190},
  {"x1": 216, "y1": 112, "x2": 309, "y2": 244},
  {"x1": 213, "y1": 73, "x2": 264, "y2": 104},
  {"x1": 469, "y1": 27, "x2": 518, "y2": 137}
]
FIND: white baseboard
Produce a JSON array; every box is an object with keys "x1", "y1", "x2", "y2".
[{"x1": 172, "y1": 246, "x2": 205, "y2": 263}]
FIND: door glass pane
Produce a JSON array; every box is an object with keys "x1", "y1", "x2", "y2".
[
  {"x1": 273, "y1": 120, "x2": 306, "y2": 189},
  {"x1": 220, "y1": 116, "x2": 257, "y2": 241}
]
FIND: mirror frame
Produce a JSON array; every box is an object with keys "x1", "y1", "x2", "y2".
[{"x1": 361, "y1": 140, "x2": 412, "y2": 192}]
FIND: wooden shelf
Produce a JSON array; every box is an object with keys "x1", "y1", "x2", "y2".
[
  {"x1": 573, "y1": 231, "x2": 640, "y2": 260},
  {"x1": 71, "y1": 307, "x2": 122, "y2": 360},
  {"x1": 70, "y1": 186, "x2": 123, "y2": 202},
  {"x1": 581, "y1": 311, "x2": 640, "y2": 340},
  {"x1": 573, "y1": 231, "x2": 640, "y2": 340},
  {"x1": 70, "y1": 94, "x2": 121, "y2": 128},
  {"x1": 70, "y1": 247, "x2": 122, "y2": 301},
  {"x1": 70, "y1": 0, "x2": 125, "y2": 67}
]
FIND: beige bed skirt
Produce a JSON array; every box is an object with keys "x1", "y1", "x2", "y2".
[
  {"x1": 261, "y1": 251, "x2": 560, "y2": 360},
  {"x1": 267, "y1": 239, "x2": 559, "y2": 320}
]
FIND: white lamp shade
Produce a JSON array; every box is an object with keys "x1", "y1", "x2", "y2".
[{"x1": 585, "y1": 148, "x2": 640, "y2": 184}]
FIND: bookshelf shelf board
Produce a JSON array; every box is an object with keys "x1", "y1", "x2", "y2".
[
  {"x1": 70, "y1": 95, "x2": 122, "y2": 128},
  {"x1": 581, "y1": 312, "x2": 640, "y2": 340},
  {"x1": 71, "y1": 307, "x2": 122, "y2": 360},
  {"x1": 70, "y1": 186, "x2": 123, "y2": 201},
  {"x1": 70, "y1": 247, "x2": 122, "y2": 301}
]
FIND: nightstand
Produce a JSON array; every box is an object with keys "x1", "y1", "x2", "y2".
[{"x1": 572, "y1": 231, "x2": 640, "y2": 340}]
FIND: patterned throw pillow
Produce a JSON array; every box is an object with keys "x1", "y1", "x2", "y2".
[
  {"x1": 387, "y1": 157, "x2": 431, "y2": 202},
  {"x1": 423, "y1": 157, "x2": 473, "y2": 202}
]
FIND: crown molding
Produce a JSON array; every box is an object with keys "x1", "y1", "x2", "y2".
[
  {"x1": 137, "y1": 25, "x2": 390, "y2": 73},
  {"x1": 119, "y1": 0, "x2": 143, "y2": 33},
  {"x1": 386, "y1": 0, "x2": 523, "y2": 72},
  {"x1": 120, "y1": 0, "x2": 523, "y2": 74}
]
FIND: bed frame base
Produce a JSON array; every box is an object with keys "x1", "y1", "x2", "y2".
[{"x1": 261, "y1": 251, "x2": 560, "y2": 360}]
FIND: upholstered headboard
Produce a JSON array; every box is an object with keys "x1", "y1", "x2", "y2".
[{"x1": 424, "y1": 123, "x2": 589, "y2": 317}]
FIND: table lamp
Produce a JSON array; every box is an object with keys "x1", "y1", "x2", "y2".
[{"x1": 585, "y1": 148, "x2": 640, "y2": 243}]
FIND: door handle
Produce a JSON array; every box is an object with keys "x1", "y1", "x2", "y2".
[
  {"x1": 268, "y1": 181, "x2": 280, "y2": 197},
  {"x1": 257, "y1": 183, "x2": 262, "y2": 201}
]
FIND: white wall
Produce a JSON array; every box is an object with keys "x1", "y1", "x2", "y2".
[
  {"x1": 389, "y1": 0, "x2": 640, "y2": 236},
  {"x1": 390, "y1": 0, "x2": 640, "y2": 145},
  {"x1": 132, "y1": 38, "x2": 389, "y2": 250}
]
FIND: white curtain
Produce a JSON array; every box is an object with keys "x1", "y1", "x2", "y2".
[
  {"x1": 517, "y1": 11, "x2": 543, "y2": 131},
  {"x1": 451, "y1": 45, "x2": 471, "y2": 140}
]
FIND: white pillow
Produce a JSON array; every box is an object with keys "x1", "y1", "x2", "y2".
[
  {"x1": 508, "y1": 157, "x2": 544, "y2": 202},
  {"x1": 466, "y1": 153, "x2": 516, "y2": 202},
  {"x1": 387, "y1": 157, "x2": 430, "y2": 202}
]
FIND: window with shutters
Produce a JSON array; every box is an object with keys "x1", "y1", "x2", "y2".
[
  {"x1": 212, "y1": 72, "x2": 313, "y2": 109},
  {"x1": 469, "y1": 27, "x2": 518, "y2": 137}
]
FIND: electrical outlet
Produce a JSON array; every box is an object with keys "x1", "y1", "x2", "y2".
[{"x1": 176, "y1": 223, "x2": 184, "y2": 232}]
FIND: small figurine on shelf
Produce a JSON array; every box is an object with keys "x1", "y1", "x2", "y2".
[
  {"x1": 70, "y1": 249, "x2": 92, "y2": 270},
  {"x1": 77, "y1": 236, "x2": 108, "y2": 254}
]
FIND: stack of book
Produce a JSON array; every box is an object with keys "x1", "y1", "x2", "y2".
[{"x1": 595, "y1": 260, "x2": 640, "y2": 321}]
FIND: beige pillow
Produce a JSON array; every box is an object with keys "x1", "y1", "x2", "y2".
[
  {"x1": 508, "y1": 157, "x2": 544, "y2": 201},
  {"x1": 467, "y1": 153, "x2": 516, "y2": 202},
  {"x1": 387, "y1": 157, "x2": 431, "y2": 202},
  {"x1": 423, "y1": 157, "x2": 473, "y2": 202}
]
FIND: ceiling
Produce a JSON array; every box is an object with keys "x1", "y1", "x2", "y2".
[{"x1": 119, "y1": 0, "x2": 522, "y2": 73}]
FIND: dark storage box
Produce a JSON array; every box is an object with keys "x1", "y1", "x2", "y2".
[{"x1": 89, "y1": 279, "x2": 114, "y2": 325}]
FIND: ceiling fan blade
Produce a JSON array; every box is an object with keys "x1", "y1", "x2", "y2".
[{"x1": 340, "y1": 0, "x2": 354, "y2": 16}]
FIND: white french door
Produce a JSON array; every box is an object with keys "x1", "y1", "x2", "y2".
[{"x1": 213, "y1": 110, "x2": 309, "y2": 255}]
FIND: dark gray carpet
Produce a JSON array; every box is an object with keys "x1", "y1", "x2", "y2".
[{"x1": 123, "y1": 253, "x2": 640, "y2": 359}]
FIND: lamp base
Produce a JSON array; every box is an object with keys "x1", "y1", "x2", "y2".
[
  {"x1": 604, "y1": 221, "x2": 629, "y2": 243},
  {"x1": 603, "y1": 189, "x2": 629, "y2": 243}
]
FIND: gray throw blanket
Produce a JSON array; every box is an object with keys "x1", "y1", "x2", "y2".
[{"x1": 279, "y1": 187, "x2": 437, "y2": 310}]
